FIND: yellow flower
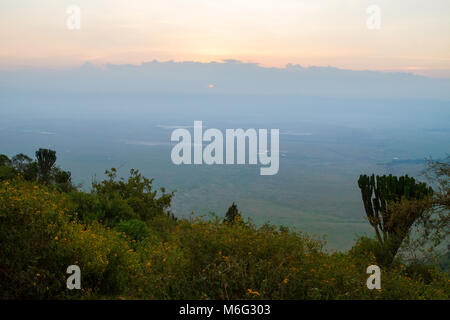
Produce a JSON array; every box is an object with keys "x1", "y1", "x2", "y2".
[
  {"x1": 54, "y1": 236, "x2": 58, "y2": 240},
  {"x1": 283, "y1": 278, "x2": 289, "y2": 284},
  {"x1": 247, "y1": 289, "x2": 260, "y2": 296}
]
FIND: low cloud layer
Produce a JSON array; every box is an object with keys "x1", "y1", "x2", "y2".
[{"x1": 1, "y1": 60, "x2": 449, "y2": 100}]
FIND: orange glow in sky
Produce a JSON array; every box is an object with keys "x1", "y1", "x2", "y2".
[{"x1": 1, "y1": 0, "x2": 449, "y2": 77}]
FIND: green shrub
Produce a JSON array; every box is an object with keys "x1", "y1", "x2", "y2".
[
  {"x1": 92, "y1": 168, "x2": 174, "y2": 223},
  {"x1": 350, "y1": 236, "x2": 386, "y2": 267},
  {"x1": 116, "y1": 219, "x2": 150, "y2": 241},
  {"x1": 0, "y1": 165, "x2": 17, "y2": 181},
  {"x1": 403, "y1": 263, "x2": 436, "y2": 284}
]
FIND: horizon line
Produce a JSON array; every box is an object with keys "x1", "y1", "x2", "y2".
[{"x1": 3, "y1": 58, "x2": 450, "y2": 80}]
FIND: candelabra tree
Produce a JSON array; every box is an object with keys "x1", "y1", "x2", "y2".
[{"x1": 358, "y1": 174, "x2": 433, "y2": 265}]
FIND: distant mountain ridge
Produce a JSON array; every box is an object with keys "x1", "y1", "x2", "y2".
[{"x1": 1, "y1": 60, "x2": 450, "y2": 100}]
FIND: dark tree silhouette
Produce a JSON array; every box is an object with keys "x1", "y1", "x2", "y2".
[
  {"x1": 35, "y1": 148, "x2": 56, "y2": 181},
  {"x1": 0, "y1": 154, "x2": 11, "y2": 167},
  {"x1": 12, "y1": 153, "x2": 32, "y2": 172},
  {"x1": 358, "y1": 174, "x2": 433, "y2": 265},
  {"x1": 224, "y1": 202, "x2": 242, "y2": 224}
]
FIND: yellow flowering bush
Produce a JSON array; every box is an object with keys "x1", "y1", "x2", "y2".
[
  {"x1": 0, "y1": 179, "x2": 138, "y2": 299},
  {"x1": 0, "y1": 178, "x2": 448, "y2": 299}
]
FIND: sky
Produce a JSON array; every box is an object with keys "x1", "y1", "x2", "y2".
[{"x1": 1, "y1": 0, "x2": 450, "y2": 77}]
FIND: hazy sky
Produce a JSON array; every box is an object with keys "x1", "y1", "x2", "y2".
[{"x1": 1, "y1": 0, "x2": 449, "y2": 77}]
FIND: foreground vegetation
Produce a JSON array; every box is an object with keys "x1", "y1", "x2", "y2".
[{"x1": 0, "y1": 150, "x2": 448, "y2": 299}]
